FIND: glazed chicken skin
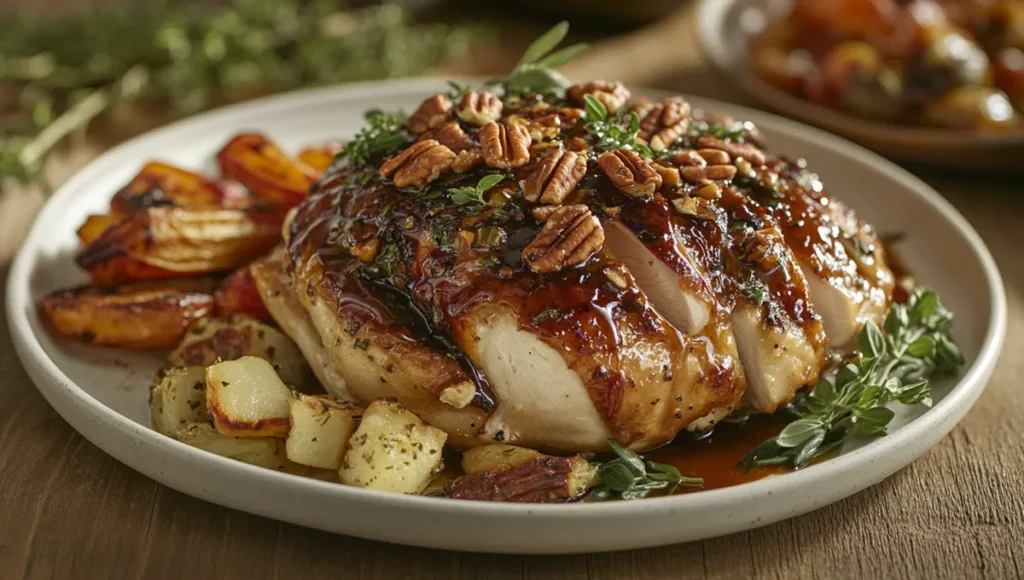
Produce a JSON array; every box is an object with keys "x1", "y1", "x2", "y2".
[{"x1": 252, "y1": 82, "x2": 894, "y2": 453}]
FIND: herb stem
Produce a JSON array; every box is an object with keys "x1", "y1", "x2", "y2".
[{"x1": 18, "y1": 88, "x2": 110, "y2": 171}]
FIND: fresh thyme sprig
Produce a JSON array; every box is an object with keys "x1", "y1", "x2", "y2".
[
  {"x1": 488, "y1": 21, "x2": 588, "y2": 95},
  {"x1": 740, "y1": 288, "x2": 964, "y2": 471},
  {"x1": 589, "y1": 439, "x2": 703, "y2": 501},
  {"x1": 582, "y1": 94, "x2": 653, "y2": 158},
  {"x1": 336, "y1": 109, "x2": 409, "y2": 166},
  {"x1": 448, "y1": 174, "x2": 504, "y2": 208}
]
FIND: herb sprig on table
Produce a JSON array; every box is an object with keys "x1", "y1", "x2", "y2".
[
  {"x1": 0, "y1": 0, "x2": 488, "y2": 189},
  {"x1": 740, "y1": 288, "x2": 964, "y2": 471},
  {"x1": 590, "y1": 439, "x2": 703, "y2": 501}
]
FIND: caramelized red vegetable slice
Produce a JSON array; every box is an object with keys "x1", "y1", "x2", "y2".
[
  {"x1": 77, "y1": 214, "x2": 122, "y2": 245},
  {"x1": 298, "y1": 142, "x2": 343, "y2": 175},
  {"x1": 39, "y1": 283, "x2": 215, "y2": 349},
  {"x1": 76, "y1": 206, "x2": 282, "y2": 285},
  {"x1": 110, "y1": 161, "x2": 250, "y2": 216},
  {"x1": 217, "y1": 133, "x2": 319, "y2": 209},
  {"x1": 215, "y1": 265, "x2": 272, "y2": 320}
]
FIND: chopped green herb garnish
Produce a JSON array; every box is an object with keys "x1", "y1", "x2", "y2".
[
  {"x1": 431, "y1": 215, "x2": 460, "y2": 253},
  {"x1": 741, "y1": 283, "x2": 767, "y2": 306},
  {"x1": 449, "y1": 174, "x2": 505, "y2": 208},
  {"x1": 589, "y1": 439, "x2": 703, "y2": 501},
  {"x1": 582, "y1": 94, "x2": 652, "y2": 158},
  {"x1": 337, "y1": 109, "x2": 409, "y2": 166},
  {"x1": 531, "y1": 307, "x2": 564, "y2": 324}
]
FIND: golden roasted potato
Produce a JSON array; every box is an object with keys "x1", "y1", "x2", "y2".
[
  {"x1": 206, "y1": 356, "x2": 295, "y2": 438},
  {"x1": 450, "y1": 455, "x2": 598, "y2": 503},
  {"x1": 109, "y1": 161, "x2": 250, "y2": 216},
  {"x1": 340, "y1": 400, "x2": 448, "y2": 494},
  {"x1": 76, "y1": 206, "x2": 281, "y2": 285},
  {"x1": 217, "y1": 133, "x2": 319, "y2": 209},
  {"x1": 168, "y1": 316, "x2": 313, "y2": 389},
  {"x1": 215, "y1": 266, "x2": 271, "y2": 320},
  {"x1": 38, "y1": 283, "x2": 215, "y2": 348},
  {"x1": 285, "y1": 394, "x2": 361, "y2": 470},
  {"x1": 177, "y1": 423, "x2": 289, "y2": 468},
  {"x1": 150, "y1": 366, "x2": 209, "y2": 436},
  {"x1": 460, "y1": 444, "x2": 544, "y2": 475},
  {"x1": 297, "y1": 142, "x2": 343, "y2": 175}
]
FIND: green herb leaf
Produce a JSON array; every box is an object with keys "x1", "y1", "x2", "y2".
[
  {"x1": 449, "y1": 174, "x2": 505, "y2": 208},
  {"x1": 740, "y1": 287, "x2": 963, "y2": 471},
  {"x1": 339, "y1": 109, "x2": 409, "y2": 166},
  {"x1": 490, "y1": 22, "x2": 585, "y2": 95},
  {"x1": 583, "y1": 94, "x2": 608, "y2": 123},
  {"x1": 517, "y1": 21, "x2": 569, "y2": 67},
  {"x1": 536, "y1": 43, "x2": 590, "y2": 69},
  {"x1": 590, "y1": 438, "x2": 705, "y2": 501},
  {"x1": 741, "y1": 283, "x2": 767, "y2": 306}
]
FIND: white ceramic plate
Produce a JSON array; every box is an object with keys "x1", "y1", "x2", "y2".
[
  {"x1": 7, "y1": 78, "x2": 1006, "y2": 554},
  {"x1": 697, "y1": 0, "x2": 1024, "y2": 171}
]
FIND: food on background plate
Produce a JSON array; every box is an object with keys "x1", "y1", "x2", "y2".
[
  {"x1": 748, "y1": 0, "x2": 1024, "y2": 130},
  {"x1": 39, "y1": 23, "x2": 964, "y2": 503}
]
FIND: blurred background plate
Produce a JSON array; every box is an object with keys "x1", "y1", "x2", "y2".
[{"x1": 697, "y1": 0, "x2": 1024, "y2": 171}]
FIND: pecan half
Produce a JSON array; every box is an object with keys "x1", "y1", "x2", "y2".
[
  {"x1": 567, "y1": 80, "x2": 631, "y2": 114},
  {"x1": 458, "y1": 90, "x2": 503, "y2": 126},
  {"x1": 379, "y1": 139, "x2": 455, "y2": 188},
  {"x1": 408, "y1": 94, "x2": 452, "y2": 135},
  {"x1": 452, "y1": 149, "x2": 483, "y2": 173},
  {"x1": 419, "y1": 122, "x2": 474, "y2": 153},
  {"x1": 651, "y1": 162, "x2": 681, "y2": 189},
  {"x1": 449, "y1": 456, "x2": 596, "y2": 503},
  {"x1": 673, "y1": 148, "x2": 737, "y2": 184},
  {"x1": 672, "y1": 196, "x2": 719, "y2": 221},
  {"x1": 639, "y1": 97, "x2": 692, "y2": 152},
  {"x1": 524, "y1": 149, "x2": 587, "y2": 204},
  {"x1": 523, "y1": 205, "x2": 604, "y2": 273},
  {"x1": 480, "y1": 122, "x2": 532, "y2": 169},
  {"x1": 598, "y1": 149, "x2": 662, "y2": 198},
  {"x1": 697, "y1": 136, "x2": 766, "y2": 166},
  {"x1": 681, "y1": 164, "x2": 737, "y2": 183}
]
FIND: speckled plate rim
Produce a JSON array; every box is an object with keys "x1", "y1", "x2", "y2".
[
  {"x1": 6, "y1": 78, "x2": 1007, "y2": 554},
  {"x1": 696, "y1": 0, "x2": 1024, "y2": 147}
]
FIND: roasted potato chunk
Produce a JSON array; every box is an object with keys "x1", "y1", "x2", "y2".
[
  {"x1": 450, "y1": 455, "x2": 598, "y2": 503},
  {"x1": 217, "y1": 133, "x2": 318, "y2": 209},
  {"x1": 297, "y1": 142, "x2": 343, "y2": 175},
  {"x1": 168, "y1": 316, "x2": 312, "y2": 388},
  {"x1": 285, "y1": 394, "x2": 361, "y2": 470},
  {"x1": 38, "y1": 284, "x2": 214, "y2": 348},
  {"x1": 150, "y1": 366, "x2": 209, "y2": 436},
  {"x1": 76, "y1": 206, "x2": 281, "y2": 284},
  {"x1": 177, "y1": 423, "x2": 289, "y2": 468},
  {"x1": 110, "y1": 161, "x2": 250, "y2": 216},
  {"x1": 340, "y1": 400, "x2": 447, "y2": 494},
  {"x1": 206, "y1": 356, "x2": 294, "y2": 438},
  {"x1": 215, "y1": 266, "x2": 271, "y2": 320}
]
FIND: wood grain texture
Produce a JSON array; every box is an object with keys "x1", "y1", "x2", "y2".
[{"x1": 2, "y1": 3, "x2": 1024, "y2": 579}]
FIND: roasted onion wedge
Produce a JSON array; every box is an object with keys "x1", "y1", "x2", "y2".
[
  {"x1": 77, "y1": 206, "x2": 281, "y2": 284},
  {"x1": 215, "y1": 265, "x2": 271, "y2": 320},
  {"x1": 217, "y1": 133, "x2": 319, "y2": 209},
  {"x1": 39, "y1": 283, "x2": 215, "y2": 348}
]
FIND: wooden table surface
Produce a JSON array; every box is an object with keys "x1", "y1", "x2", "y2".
[{"x1": 2, "y1": 4, "x2": 1023, "y2": 579}]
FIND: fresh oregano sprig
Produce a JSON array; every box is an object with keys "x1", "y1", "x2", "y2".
[
  {"x1": 582, "y1": 94, "x2": 653, "y2": 158},
  {"x1": 740, "y1": 288, "x2": 965, "y2": 471},
  {"x1": 337, "y1": 109, "x2": 409, "y2": 166},
  {"x1": 488, "y1": 21, "x2": 588, "y2": 95},
  {"x1": 589, "y1": 438, "x2": 703, "y2": 501},
  {"x1": 448, "y1": 174, "x2": 505, "y2": 208}
]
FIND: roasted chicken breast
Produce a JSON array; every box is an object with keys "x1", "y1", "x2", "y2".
[{"x1": 251, "y1": 83, "x2": 894, "y2": 453}]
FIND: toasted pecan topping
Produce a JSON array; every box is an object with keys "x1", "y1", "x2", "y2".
[
  {"x1": 598, "y1": 149, "x2": 661, "y2": 198},
  {"x1": 651, "y1": 162, "x2": 681, "y2": 190},
  {"x1": 480, "y1": 122, "x2": 532, "y2": 169},
  {"x1": 524, "y1": 149, "x2": 587, "y2": 204},
  {"x1": 408, "y1": 94, "x2": 453, "y2": 135},
  {"x1": 638, "y1": 97, "x2": 692, "y2": 152},
  {"x1": 681, "y1": 164, "x2": 737, "y2": 183},
  {"x1": 379, "y1": 139, "x2": 455, "y2": 188},
  {"x1": 672, "y1": 197, "x2": 719, "y2": 221},
  {"x1": 523, "y1": 205, "x2": 604, "y2": 273},
  {"x1": 697, "y1": 136, "x2": 766, "y2": 166},
  {"x1": 449, "y1": 456, "x2": 591, "y2": 503},
  {"x1": 567, "y1": 80, "x2": 631, "y2": 114},
  {"x1": 452, "y1": 149, "x2": 483, "y2": 173},
  {"x1": 419, "y1": 122, "x2": 474, "y2": 153},
  {"x1": 458, "y1": 90, "x2": 503, "y2": 126}
]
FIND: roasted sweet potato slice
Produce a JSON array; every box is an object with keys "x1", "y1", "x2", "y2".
[
  {"x1": 217, "y1": 133, "x2": 319, "y2": 209},
  {"x1": 39, "y1": 284, "x2": 215, "y2": 349},
  {"x1": 215, "y1": 265, "x2": 271, "y2": 320},
  {"x1": 110, "y1": 161, "x2": 250, "y2": 216},
  {"x1": 77, "y1": 214, "x2": 122, "y2": 245},
  {"x1": 297, "y1": 142, "x2": 343, "y2": 175},
  {"x1": 77, "y1": 206, "x2": 282, "y2": 285}
]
